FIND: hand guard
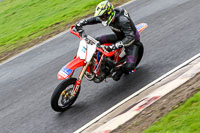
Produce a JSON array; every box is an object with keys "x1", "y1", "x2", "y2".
[{"x1": 105, "y1": 41, "x2": 124, "y2": 52}]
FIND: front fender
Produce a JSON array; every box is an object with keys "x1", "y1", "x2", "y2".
[{"x1": 57, "y1": 57, "x2": 85, "y2": 80}]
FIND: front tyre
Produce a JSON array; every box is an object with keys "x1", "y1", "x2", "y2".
[{"x1": 51, "y1": 78, "x2": 80, "y2": 112}]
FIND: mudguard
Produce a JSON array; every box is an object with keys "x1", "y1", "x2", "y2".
[{"x1": 57, "y1": 57, "x2": 85, "y2": 80}]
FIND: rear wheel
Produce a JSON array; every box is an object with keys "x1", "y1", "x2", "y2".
[
  {"x1": 51, "y1": 78, "x2": 80, "y2": 112},
  {"x1": 135, "y1": 42, "x2": 144, "y2": 67}
]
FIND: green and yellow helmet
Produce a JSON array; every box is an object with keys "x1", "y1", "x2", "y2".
[{"x1": 94, "y1": 1, "x2": 115, "y2": 26}]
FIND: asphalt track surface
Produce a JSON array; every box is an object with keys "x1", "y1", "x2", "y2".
[{"x1": 0, "y1": 0, "x2": 200, "y2": 133}]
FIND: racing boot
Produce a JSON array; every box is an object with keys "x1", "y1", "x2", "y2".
[
  {"x1": 112, "y1": 62, "x2": 136, "y2": 81},
  {"x1": 112, "y1": 68, "x2": 123, "y2": 81}
]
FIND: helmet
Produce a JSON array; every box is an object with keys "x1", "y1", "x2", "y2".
[{"x1": 94, "y1": 1, "x2": 115, "y2": 26}]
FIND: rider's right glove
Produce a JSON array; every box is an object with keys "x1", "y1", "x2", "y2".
[{"x1": 75, "y1": 19, "x2": 88, "y2": 30}]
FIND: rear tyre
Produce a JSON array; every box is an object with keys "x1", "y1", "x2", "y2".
[
  {"x1": 51, "y1": 78, "x2": 80, "y2": 112},
  {"x1": 135, "y1": 42, "x2": 144, "y2": 67}
]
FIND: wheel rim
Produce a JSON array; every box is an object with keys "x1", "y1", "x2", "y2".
[{"x1": 58, "y1": 84, "x2": 75, "y2": 108}]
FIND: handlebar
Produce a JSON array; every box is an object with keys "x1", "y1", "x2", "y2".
[{"x1": 70, "y1": 25, "x2": 117, "y2": 57}]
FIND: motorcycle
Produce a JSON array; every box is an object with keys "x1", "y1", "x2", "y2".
[{"x1": 51, "y1": 23, "x2": 148, "y2": 112}]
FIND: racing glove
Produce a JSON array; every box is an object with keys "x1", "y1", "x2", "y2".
[
  {"x1": 106, "y1": 41, "x2": 124, "y2": 52},
  {"x1": 75, "y1": 19, "x2": 88, "y2": 29}
]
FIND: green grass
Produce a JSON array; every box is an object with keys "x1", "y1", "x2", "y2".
[
  {"x1": 144, "y1": 91, "x2": 200, "y2": 133},
  {"x1": 0, "y1": 0, "x2": 123, "y2": 59}
]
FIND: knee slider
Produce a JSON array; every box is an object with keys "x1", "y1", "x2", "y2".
[{"x1": 123, "y1": 63, "x2": 136, "y2": 72}]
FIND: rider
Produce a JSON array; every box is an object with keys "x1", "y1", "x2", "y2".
[{"x1": 75, "y1": 0, "x2": 142, "y2": 81}]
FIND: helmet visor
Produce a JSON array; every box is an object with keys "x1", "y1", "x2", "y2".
[{"x1": 99, "y1": 12, "x2": 109, "y2": 21}]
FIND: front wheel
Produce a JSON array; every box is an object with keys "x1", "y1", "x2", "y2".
[{"x1": 51, "y1": 78, "x2": 80, "y2": 112}]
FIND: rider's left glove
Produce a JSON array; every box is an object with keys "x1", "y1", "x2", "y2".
[{"x1": 115, "y1": 41, "x2": 124, "y2": 49}]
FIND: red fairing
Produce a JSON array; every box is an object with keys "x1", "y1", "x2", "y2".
[
  {"x1": 96, "y1": 47, "x2": 117, "y2": 57},
  {"x1": 66, "y1": 57, "x2": 85, "y2": 70},
  {"x1": 57, "y1": 57, "x2": 85, "y2": 80},
  {"x1": 104, "y1": 43, "x2": 112, "y2": 46}
]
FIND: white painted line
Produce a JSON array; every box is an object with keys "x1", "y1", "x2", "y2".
[
  {"x1": 119, "y1": 0, "x2": 136, "y2": 7},
  {"x1": 74, "y1": 52, "x2": 200, "y2": 133},
  {"x1": 93, "y1": 61, "x2": 200, "y2": 132}
]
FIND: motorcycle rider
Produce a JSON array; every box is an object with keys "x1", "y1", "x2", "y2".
[{"x1": 75, "y1": 0, "x2": 142, "y2": 81}]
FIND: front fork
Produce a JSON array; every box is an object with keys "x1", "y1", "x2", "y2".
[{"x1": 72, "y1": 63, "x2": 90, "y2": 96}]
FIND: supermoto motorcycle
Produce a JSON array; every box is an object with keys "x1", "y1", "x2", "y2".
[{"x1": 51, "y1": 23, "x2": 148, "y2": 112}]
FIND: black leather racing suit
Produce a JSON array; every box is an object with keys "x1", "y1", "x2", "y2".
[{"x1": 82, "y1": 7, "x2": 142, "y2": 74}]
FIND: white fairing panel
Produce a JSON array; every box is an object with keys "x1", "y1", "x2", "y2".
[
  {"x1": 77, "y1": 40, "x2": 87, "y2": 59},
  {"x1": 86, "y1": 44, "x2": 96, "y2": 62}
]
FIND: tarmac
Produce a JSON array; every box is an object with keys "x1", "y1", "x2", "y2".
[{"x1": 75, "y1": 53, "x2": 200, "y2": 133}]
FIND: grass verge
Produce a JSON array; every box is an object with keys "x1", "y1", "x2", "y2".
[
  {"x1": 0, "y1": 0, "x2": 130, "y2": 62},
  {"x1": 144, "y1": 91, "x2": 200, "y2": 133}
]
